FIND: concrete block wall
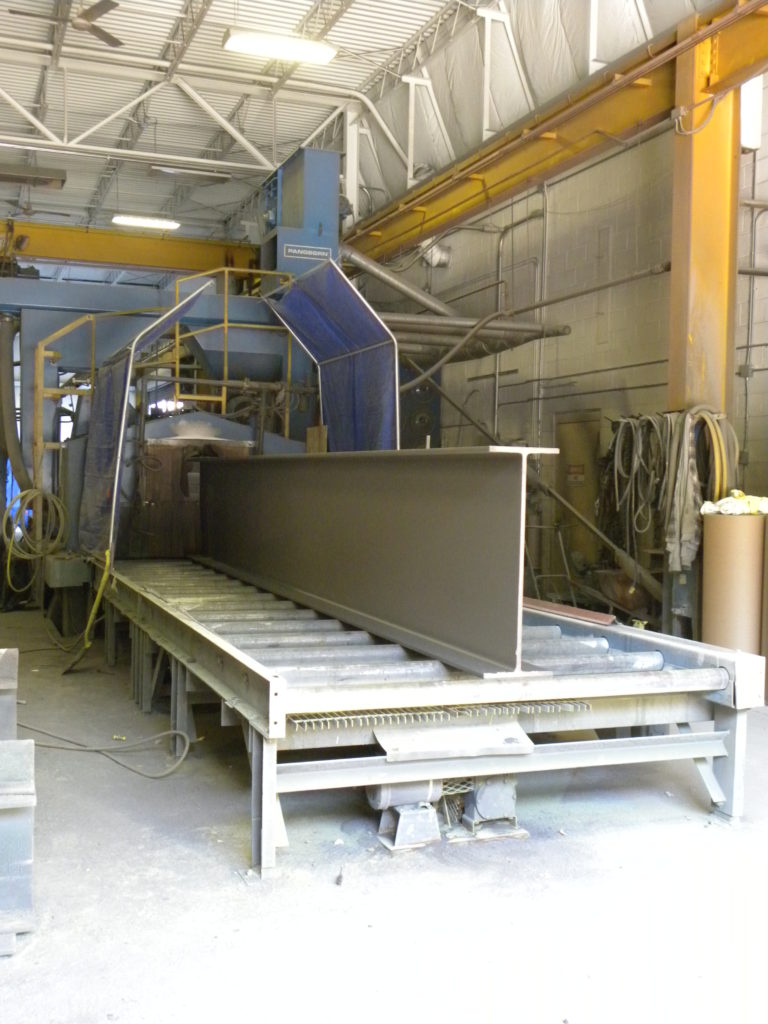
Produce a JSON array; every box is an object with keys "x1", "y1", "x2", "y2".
[
  {"x1": 426, "y1": 131, "x2": 674, "y2": 465},
  {"x1": 735, "y1": 76, "x2": 768, "y2": 497},
  {"x1": 365, "y1": 80, "x2": 768, "y2": 509}
]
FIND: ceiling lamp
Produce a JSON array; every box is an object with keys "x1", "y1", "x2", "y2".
[
  {"x1": 150, "y1": 164, "x2": 232, "y2": 181},
  {"x1": 222, "y1": 28, "x2": 336, "y2": 64},
  {"x1": 112, "y1": 214, "x2": 180, "y2": 231}
]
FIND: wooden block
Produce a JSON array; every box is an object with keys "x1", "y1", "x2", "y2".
[{"x1": 306, "y1": 425, "x2": 328, "y2": 453}]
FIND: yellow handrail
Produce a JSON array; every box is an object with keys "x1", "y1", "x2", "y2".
[{"x1": 173, "y1": 266, "x2": 291, "y2": 412}]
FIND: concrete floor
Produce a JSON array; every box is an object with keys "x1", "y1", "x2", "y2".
[{"x1": 1, "y1": 608, "x2": 767, "y2": 1024}]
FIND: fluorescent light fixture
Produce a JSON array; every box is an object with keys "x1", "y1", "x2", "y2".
[
  {"x1": 151, "y1": 164, "x2": 232, "y2": 181},
  {"x1": 741, "y1": 75, "x2": 764, "y2": 152},
  {"x1": 222, "y1": 28, "x2": 336, "y2": 64},
  {"x1": 112, "y1": 214, "x2": 180, "y2": 230}
]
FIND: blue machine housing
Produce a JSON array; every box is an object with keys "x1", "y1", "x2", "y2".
[{"x1": 259, "y1": 148, "x2": 340, "y2": 280}]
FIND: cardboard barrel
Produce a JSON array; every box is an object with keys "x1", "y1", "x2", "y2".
[{"x1": 702, "y1": 513, "x2": 765, "y2": 652}]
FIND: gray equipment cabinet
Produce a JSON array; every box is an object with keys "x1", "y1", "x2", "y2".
[{"x1": 0, "y1": 648, "x2": 35, "y2": 956}]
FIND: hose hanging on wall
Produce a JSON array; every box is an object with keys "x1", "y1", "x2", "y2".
[
  {"x1": 664, "y1": 406, "x2": 739, "y2": 571},
  {"x1": 598, "y1": 407, "x2": 739, "y2": 573},
  {"x1": 0, "y1": 314, "x2": 33, "y2": 493}
]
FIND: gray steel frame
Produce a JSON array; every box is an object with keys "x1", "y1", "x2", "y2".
[
  {"x1": 106, "y1": 559, "x2": 763, "y2": 876},
  {"x1": 100, "y1": 436, "x2": 764, "y2": 875},
  {"x1": 0, "y1": 649, "x2": 35, "y2": 955}
]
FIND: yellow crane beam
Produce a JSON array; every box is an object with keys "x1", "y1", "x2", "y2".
[
  {"x1": 3, "y1": 220, "x2": 257, "y2": 273},
  {"x1": 344, "y1": 0, "x2": 768, "y2": 262}
]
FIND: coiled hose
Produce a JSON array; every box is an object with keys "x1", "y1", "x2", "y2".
[
  {"x1": 600, "y1": 408, "x2": 739, "y2": 572},
  {"x1": 2, "y1": 489, "x2": 68, "y2": 594}
]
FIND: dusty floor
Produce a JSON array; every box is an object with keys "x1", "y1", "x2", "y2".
[{"x1": 1, "y1": 608, "x2": 767, "y2": 1024}]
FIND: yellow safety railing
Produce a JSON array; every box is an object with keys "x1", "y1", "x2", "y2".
[
  {"x1": 173, "y1": 266, "x2": 292, "y2": 415},
  {"x1": 32, "y1": 306, "x2": 164, "y2": 490}
]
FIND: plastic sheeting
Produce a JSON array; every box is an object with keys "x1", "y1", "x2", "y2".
[
  {"x1": 358, "y1": 0, "x2": 724, "y2": 215},
  {"x1": 269, "y1": 261, "x2": 398, "y2": 452},
  {"x1": 78, "y1": 359, "x2": 130, "y2": 555},
  {"x1": 78, "y1": 284, "x2": 212, "y2": 556}
]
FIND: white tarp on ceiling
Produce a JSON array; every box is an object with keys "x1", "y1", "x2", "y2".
[{"x1": 357, "y1": 0, "x2": 725, "y2": 212}]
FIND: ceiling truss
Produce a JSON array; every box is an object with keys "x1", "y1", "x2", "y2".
[
  {"x1": 0, "y1": 1, "x2": 760, "y2": 255},
  {"x1": 82, "y1": 0, "x2": 215, "y2": 224}
]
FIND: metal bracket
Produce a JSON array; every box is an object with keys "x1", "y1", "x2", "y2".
[{"x1": 377, "y1": 802, "x2": 442, "y2": 850}]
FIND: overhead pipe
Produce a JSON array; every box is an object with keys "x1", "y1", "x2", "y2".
[
  {"x1": 380, "y1": 312, "x2": 569, "y2": 338},
  {"x1": 340, "y1": 243, "x2": 456, "y2": 317},
  {"x1": 397, "y1": 260, "x2": 670, "y2": 392},
  {"x1": 343, "y1": 238, "x2": 571, "y2": 340},
  {"x1": 499, "y1": 262, "x2": 671, "y2": 319},
  {"x1": 0, "y1": 314, "x2": 33, "y2": 492},
  {"x1": 395, "y1": 334, "x2": 529, "y2": 362},
  {"x1": 342, "y1": 243, "x2": 568, "y2": 360},
  {"x1": 495, "y1": 197, "x2": 547, "y2": 434}
]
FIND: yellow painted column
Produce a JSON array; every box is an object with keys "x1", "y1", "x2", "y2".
[{"x1": 668, "y1": 19, "x2": 740, "y2": 414}]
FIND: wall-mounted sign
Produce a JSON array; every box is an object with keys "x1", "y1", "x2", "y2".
[{"x1": 283, "y1": 243, "x2": 332, "y2": 261}]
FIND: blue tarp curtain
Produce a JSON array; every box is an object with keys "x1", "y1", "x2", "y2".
[
  {"x1": 269, "y1": 260, "x2": 398, "y2": 451},
  {"x1": 78, "y1": 284, "x2": 212, "y2": 556},
  {"x1": 78, "y1": 357, "x2": 130, "y2": 554}
]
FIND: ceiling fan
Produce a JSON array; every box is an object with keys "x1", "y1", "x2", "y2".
[{"x1": 8, "y1": 1, "x2": 124, "y2": 48}]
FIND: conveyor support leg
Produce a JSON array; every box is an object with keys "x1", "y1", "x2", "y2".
[
  {"x1": 140, "y1": 634, "x2": 156, "y2": 713},
  {"x1": 249, "y1": 726, "x2": 278, "y2": 875},
  {"x1": 105, "y1": 602, "x2": 117, "y2": 668},
  {"x1": 712, "y1": 706, "x2": 748, "y2": 819},
  {"x1": 170, "y1": 664, "x2": 197, "y2": 755}
]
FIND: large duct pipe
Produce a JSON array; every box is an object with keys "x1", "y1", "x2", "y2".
[
  {"x1": 0, "y1": 314, "x2": 32, "y2": 492},
  {"x1": 395, "y1": 334, "x2": 529, "y2": 362},
  {"x1": 340, "y1": 243, "x2": 456, "y2": 316},
  {"x1": 381, "y1": 312, "x2": 569, "y2": 338}
]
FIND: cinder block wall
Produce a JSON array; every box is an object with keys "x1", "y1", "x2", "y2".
[
  {"x1": 735, "y1": 77, "x2": 768, "y2": 497},
  {"x1": 363, "y1": 131, "x2": 674, "y2": 463},
  {"x1": 362, "y1": 78, "x2": 768, "y2": 503}
]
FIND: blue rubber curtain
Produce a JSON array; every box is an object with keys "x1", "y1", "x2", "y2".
[
  {"x1": 269, "y1": 260, "x2": 399, "y2": 451},
  {"x1": 79, "y1": 284, "x2": 212, "y2": 556}
]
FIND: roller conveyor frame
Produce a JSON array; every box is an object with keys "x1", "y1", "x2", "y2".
[{"x1": 105, "y1": 557, "x2": 764, "y2": 875}]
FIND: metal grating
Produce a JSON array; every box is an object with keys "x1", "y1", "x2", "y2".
[{"x1": 287, "y1": 700, "x2": 592, "y2": 732}]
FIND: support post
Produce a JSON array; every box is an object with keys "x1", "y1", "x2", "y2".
[
  {"x1": 712, "y1": 705, "x2": 748, "y2": 819},
  {"x1": 173, "y1": 666, "x2": 197, "y2": 753},
  {"x1": 343, "y1": 105, "x2": 361, "y2": 223},
  {"x1": 249, "y1": 726, "x2": 278, "y2": 875},
  {"x1": 104, "y1": 602, "x2": 116, "y2": 668},
  {"x1": 140, "y1": 634, "x2": 155, "y2": 713},
  {"x1": 668, "y1": 18, "x2": 740, "y2": 413}
]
